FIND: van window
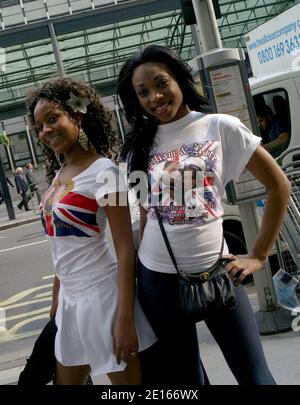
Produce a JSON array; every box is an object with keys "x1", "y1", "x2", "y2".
[{"x1": 253, "y1": 90, "x2": 290, "y2": 158}]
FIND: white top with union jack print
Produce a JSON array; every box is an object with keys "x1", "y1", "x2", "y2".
[
  {"x1": 40, "y1": 157, "x2": 126, "y2": 281},
  {"x1": 40, "y1": 158, "x2": 157, "y2": 374},
  {"x1": 138, "y1": 112, "x2": 261, "y2": 274}
]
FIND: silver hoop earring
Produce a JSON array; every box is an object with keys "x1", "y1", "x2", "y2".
[{"x1": 78, "y1": 128, "x2": 89, "y2": 151}]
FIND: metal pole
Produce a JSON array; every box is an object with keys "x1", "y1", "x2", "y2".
[
  {"x1": 1, "y1": 121, "x2": 15, "y2": 172},
  {"x1": 0, "y1": 122, "x2": 15, "y2": 220},
  {"x1": 0, "y1": 152, "x2": 15, "y2": 220},
  {"x1": 48, "y1": 22, "x2": 65, "y2": 78},
  {"x1": 24, "y1": 117, "x2": 38, "y2": 168},
  {"x1": 237, "y1": 55, "x2": 280, "y2": 312},
  {"x1": 192, "y1": 0, "x2": 222, "y2": 52},
  {"x1": 190, "y1": 25, "x2": 203, "y2": 55},
  {"x1": 5, "y1": 144, "x2": 15, "y2": 173},
  {"x1": 113, "y1": 95, "x2": 125, "y2": 143},
  {"x1": 238, "y1": 202, "x2": 277, "y2": 311}
]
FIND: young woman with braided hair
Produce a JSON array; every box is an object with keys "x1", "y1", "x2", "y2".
[{"x1": 26, "y1": 77, "x2": 156, "y2": 385}]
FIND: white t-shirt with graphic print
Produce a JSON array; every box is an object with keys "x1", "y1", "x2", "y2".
[{"x1": 138, "y1": 111, "x2": 261, "y2": 274}]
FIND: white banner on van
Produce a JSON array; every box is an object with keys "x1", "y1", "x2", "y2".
[{"x1": 244, "y1": 3, "x2": 300, "y2": 76}]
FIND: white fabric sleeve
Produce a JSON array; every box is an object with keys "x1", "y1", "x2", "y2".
[
  {"x1": 219, "y1": 115, "x2": 261, "y2": 185},
  {"x1": 93, "y1": 160, "x2": 128, "y2": 205}
]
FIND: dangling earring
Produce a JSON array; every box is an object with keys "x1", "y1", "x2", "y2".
[
  {"x1": 55, "y1": 152, "x2": 64, "y2": 166},
  {"x1": 78, "y1": 128, "x2": 89, "y2": 151}
]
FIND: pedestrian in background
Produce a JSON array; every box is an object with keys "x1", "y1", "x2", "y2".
[
  {"x1": 25, "y1": 162, "x2": 41, "y2": 204},
  {"x1": 117, "y1": 44, "x2": 291, "y2": 384},
  {"x1": 26, "y1": 77, "x2": 156, "y2": 385},
  {"x1": 14, "y1": 167, "x2": 31, "y2": 211}
]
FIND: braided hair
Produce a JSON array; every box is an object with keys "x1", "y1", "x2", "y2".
[
  {"x1": 117, "y1": 45, "x2": 210, "y2": 174},
  {"x1": 26, "y1": 77, "x2": 119, "y2": 184}
]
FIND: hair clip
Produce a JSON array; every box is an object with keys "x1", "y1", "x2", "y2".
[{"x1": 66, "y1": 92, "x2": 90, "y2": 114}]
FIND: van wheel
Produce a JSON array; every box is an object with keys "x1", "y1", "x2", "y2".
[{"x1": 224, "y1": 230, "x2": 247, "y2": 255}]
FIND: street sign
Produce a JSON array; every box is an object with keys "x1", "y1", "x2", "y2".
[{"x1": 245, "y1": 3, "x2": 300, "y2": 77}]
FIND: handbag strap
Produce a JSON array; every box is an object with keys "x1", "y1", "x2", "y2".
[
  {"x1": 153, "y1": 206, "x2": 224, "y2": 275},
  {"x1": 153, "y1": 206, "x2": 180, "y2": 275}
]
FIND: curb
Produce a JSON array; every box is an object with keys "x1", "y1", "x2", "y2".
[{"x1": 0, "y1": 217, "x2": 40, "y2": 231}]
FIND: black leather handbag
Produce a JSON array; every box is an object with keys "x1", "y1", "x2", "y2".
[{"x1": 154, "y1": 206, "x2": 236, "y2": 323}]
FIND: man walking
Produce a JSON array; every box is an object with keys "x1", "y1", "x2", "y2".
[
  {"x1": 25, "y1": 162, "x2": 41, "y2": 204},
  {"x1": 14, "y1": 167, "x2": 31, "y2": 211}
]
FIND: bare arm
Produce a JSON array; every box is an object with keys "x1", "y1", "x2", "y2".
[
  {"x1": 139, "y1": 206, "x2": 148, "y2": 244},
  {"x1": 225, "y1": 145, "x2": 291, "y2": 284},
  {"x1": 50, "y1": 275, "x2": 60, "y2": 319},
  {"x1": 104, "y1": 192, "x2": 138, "y2": 364}
]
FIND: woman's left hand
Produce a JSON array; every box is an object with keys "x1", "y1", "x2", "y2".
[
  {"x1": 113, "y1": 318, "x2": 139, "y2": 365},
  {"x1": 223, "y1": 253, "x2": 265, "y2": 286}
]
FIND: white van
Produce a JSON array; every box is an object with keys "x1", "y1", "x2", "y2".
[
  {"x1": 222, "y1": 68, "x2": 300, "y2": 256},
  {"x1": 250, "y1": 68, "x2": 300, "y2": 153},
  {"x1": 222, "y1": 2, "x2": 300, "y2": 256}
]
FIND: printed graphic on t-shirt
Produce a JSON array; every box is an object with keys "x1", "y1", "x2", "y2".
[
  {"x1": 41, "y1": 179, "x2": 101, "y2": 237},
  {"x1": 148, "y1": 141, "x2": 221, "y2": 225}
]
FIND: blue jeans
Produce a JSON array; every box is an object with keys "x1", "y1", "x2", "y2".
[{"x1": 137, "y1": 260, "x2": 276, "y2": 385}]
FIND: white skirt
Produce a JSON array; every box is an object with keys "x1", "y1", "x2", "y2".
[{"x1": 54, "y1": 272, "x2": 157, "y2": 375}]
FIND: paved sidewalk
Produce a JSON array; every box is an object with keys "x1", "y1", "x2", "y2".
[
  {"x1": 1, "y1": 286, "x2": 299, "y2": 385},
  {"x1": 0, "y1": 208, "x2": 40, "y2": 231},
  {"x1": 0, "y1": 167, "x2": 48, "y2": 231},
  {"x1": 91, "y1": 286, "x2": 300, "y2": 385}
]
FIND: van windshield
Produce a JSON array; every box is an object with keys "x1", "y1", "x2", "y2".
[{"x1": 254, "y1": 89, "x2": 290, "y2": 158}]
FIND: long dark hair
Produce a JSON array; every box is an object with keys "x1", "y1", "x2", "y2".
[
  {"x1": 117, "y1": 45, "x2": 210, "y2": 174},
  {"x1": 26, "y1": 77, "x2": 119, "y2": 183}
]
